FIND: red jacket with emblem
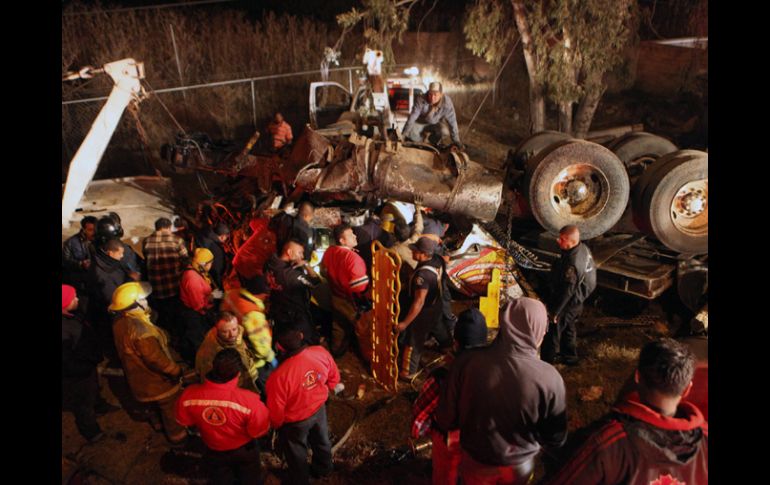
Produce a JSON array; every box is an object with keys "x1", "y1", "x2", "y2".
[
  {"x1": 175, "y1": 375, "x2": 270, "y2": 451},
  {"x1": 544, "y1": 392, "x2": 708, "y2": 485},
  {"x1": 265, "y1": 345, "x2": 340, "y2": 428},
  {"x1": 321, "y1": 245, "x2": 369, "y2": 300}
]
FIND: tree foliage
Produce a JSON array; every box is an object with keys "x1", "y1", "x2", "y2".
[
  {"x1": 464, "y1": 0, "x2": 638, "y2": 133},
  {"x1": 532, "y1": 0, "x2": 636, "y2": 104},
  {"x1": 336, "y1": 0, "x2": 415, "y2": 68},
  {"x1": 464, "y1": 0, "x2": 518, "y2": 66}
]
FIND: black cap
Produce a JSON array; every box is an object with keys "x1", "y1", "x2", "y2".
[
  {"x1": 408, "y1": 237, "x2": 438, "y2": 256},
  {"x1": 454, "y1": 308, "x2": 488, "y2": 349}
]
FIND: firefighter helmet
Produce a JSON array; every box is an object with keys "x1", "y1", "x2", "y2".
[
  {"x1": 108, "y1": 281, "x2": 152, "y2": 312},
  {"x1": 193, "y1": 247, "x2": 214, "y2": 266}
]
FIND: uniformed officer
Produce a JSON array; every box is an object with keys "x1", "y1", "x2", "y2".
[
  {"x1": 397, "y1": 237, "x2": 446, "y2": 379},
  {"x1": 541, "y1": 225, "x2": 597, "y2": 365},
  {"x1": 264, "y1": 239, "x2": 322, "y2": 344}
]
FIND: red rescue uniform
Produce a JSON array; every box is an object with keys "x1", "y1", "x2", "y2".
[
  {"x1": 268, "y1": 120, "x2": 293, "y2": 150},
  {"x1": 321, "y1": 245, "x2": 369, "y2": 300},
  {"x1": 180, "y1": 268, "x2": 213, "y2": 314},
  {"x1": 175, "y1": 375, "x2": 270, "y2": 451},
  {"x1": 265, "y1": 346, "x2": 340, "y2": 428}
]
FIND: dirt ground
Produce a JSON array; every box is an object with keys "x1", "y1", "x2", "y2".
[
  {"x1": 62, "y1": 290, "x2": 674, "y2": 484},
  {"x1": 62, "y1": 93, "x2": 704, "y2": 484}
]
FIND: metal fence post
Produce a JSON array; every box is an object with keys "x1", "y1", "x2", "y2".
[
  {"x1": 251, "y1": 80, "x2": 257, "y2": 129},
  {"x1": 348, "y1": 69, "x2": 353, "y2": 92}
]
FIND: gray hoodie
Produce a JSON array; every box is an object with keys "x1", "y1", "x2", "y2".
[{"x1": 435, "y1": 297, "x2": 568, "y2": 466}]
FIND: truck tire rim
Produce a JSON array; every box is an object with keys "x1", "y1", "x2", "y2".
[
  {"x1": 549, "y1": 163, "x2": 610, "y2": 220},
  {"x1": 670, "y1": 179, "x2": 708, "y2": 235}
]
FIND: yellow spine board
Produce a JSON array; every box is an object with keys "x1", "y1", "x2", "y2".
[
  {"x1": 370, "y1": 240, "x2": 402, "y2": 394},
  {"x1": 479, "y1": 268, "x2": 502, "y2": 329}
]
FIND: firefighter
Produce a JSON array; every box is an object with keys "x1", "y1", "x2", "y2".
[
  {"x1": 110, "y1": 282, "x2": 188, "y2": 445},
  {"x1": 179, "y1": 248, "x2": 217, "y2": 364}
]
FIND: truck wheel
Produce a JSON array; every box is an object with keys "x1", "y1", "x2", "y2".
[
  {"x1": 509, "y1": 131, "x2": 572, "y2": 171},
  {"x1": 630, "y1": 149, "x2": 704, "y2": 216},
  {"x1": 634, "y1": 151, "x2": 708, "y2": 254},
  {"x1": 524, "y1": 139, "x2": 630, "y2": 239},
  {"x1": 608, "y1": 132, "x2": 678, "y2": 170}
]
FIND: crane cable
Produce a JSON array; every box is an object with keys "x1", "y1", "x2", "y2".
[{"x1": 461, "y1": 37, "x2": 520, "y2": 140}]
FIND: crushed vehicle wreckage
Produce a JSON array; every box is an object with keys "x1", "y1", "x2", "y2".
[
  {"x1": 162, "y1": 125, "x2": 539, "y2": 390},
  {"x1": 160, "y1": 122, "x2": 707, "y2": 389}
]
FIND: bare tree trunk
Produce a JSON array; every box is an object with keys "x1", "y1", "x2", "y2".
[
  {"x1": 558, "y1": 102, "x2": 573, "y2": 135},
  {"x1": 574, "y1": 80, "x2": 606, "y2": 139},
  {"x1": 512, "y1": 0, "x2": 545, "y2": 133},
  {"x1": 558, "y1": 26, "x2": 575, "y2": 135}
]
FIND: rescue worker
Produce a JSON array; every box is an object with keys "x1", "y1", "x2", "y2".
[
  {"x1": 397, "y1": 237, "x2": 448, "y2": 380},
  {"x1": 264, "y1": 239, "x2": 321, "y2": 344},
  {"x1": 267, "y1": 111, "x2": 293, "y2": 151},
  {"x1": 353, "y1": 211, "x2": 396, "y2": 274},
  {"x1": 176, "y1": 348, "x2": 271, "y2": 485},
  {"x1": 401, "y1": 81, "x2": 463, "y2": 149},
  {"x1": 392, "y1": 202, "x2": 425, "y2": 272},
  {"x1": 417, "y1": 209, "x2": 457, "y2": 345},
  {"x1": 541, "y1": 225, "x2": 597, "y2": 366},
  {"x1": 142, "y1": 217, "x2": 189, "y2": 339},
  {"x1": 615, "y1": 317, "x2": 709, "y2": 421},
  {"x1": 270, "y1": 201, "x2": 315, "y2": 261},
  {"x1": 195, "y1": 222, "x2": 230, "y2": 290},
  {"x1": 195, "y1": 311, "x2": 261, "y2": 394},
  {"x1": 411, "y1": 308, "x2": 488, "y2": 485},
  {"x1": 232, "y1": 211, "x2": 277, "y2": 281},
  {"x1": 435, "y1": 298, "x2": 568, "y2": 484},
  {"x1": 88, "y1": 238, "x2": 138, "y2": 362},
  {"x1": 62, "y1": 215, "x2": 97, "y2": 294},
  {"x1": 110, "y1": 282, "x2": 188, "y2": 445},
  {"x1": 179, "y1": 248, "x2": 217, "y2": 364},
  {"x1": 321, "y1": 224, "x2": 371, "y2": 359},
  {"x1": 266, "y1": 321, "x2": 343, "y2": 485},
  {"x1": 220, "y1": 277, "x2": 278, "y2": 392},
  {"x1": 544, "y1": 339, "x2": 708, "y2": 485}
]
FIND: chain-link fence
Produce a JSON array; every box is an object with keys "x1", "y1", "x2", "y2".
[
  {"x1": 61, "y1": 56, "x2": 508, "y2": 182},
  {"x1": 61, "y1": 65, "x2": 362, "y2": 181}
]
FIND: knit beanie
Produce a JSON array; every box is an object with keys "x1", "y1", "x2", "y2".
[{"x1": 454, "y1": 308, "x2": 488, "y2": 349}]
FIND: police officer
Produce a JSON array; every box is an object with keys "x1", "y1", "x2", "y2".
[
  {"x1": 264, "y1": 239, "x2": 322, "y2": 345},
  {"x1": 397, "y1": 237, "x2": 446, "y2": 380},
  {"x1": 541, "y1": 225, "x2": 596, "y2": 366}
]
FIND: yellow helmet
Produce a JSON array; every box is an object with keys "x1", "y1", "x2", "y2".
[
  {"x1": 109, "y1": 281, "x2": 152, "y2": 312},
  {"x1": 193, "y1": 248, "x2": 214, "y2": 266}
]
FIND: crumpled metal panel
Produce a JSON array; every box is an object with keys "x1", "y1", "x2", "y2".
[
  {"x1": 290, "y1": 131, "x2": 503, "y2": 221},
  {"x1": 288, "y1": 125, "x2": 332, "y2": 167},
  {"x1": 373, "y1": 144, "x2": 503, "y2": 221}
]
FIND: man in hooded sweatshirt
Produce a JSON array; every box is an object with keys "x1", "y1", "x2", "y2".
[
  {"x1": 435, "y1": 297, "x2": 568, "y2": 485},
  {"x1": 543, "y1": 338, "x2": 708, "y2": 485}
]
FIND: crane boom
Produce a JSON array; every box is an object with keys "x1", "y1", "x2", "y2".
[{"x1": 62, "y1": 58, "x2": 145, "y2": 227}]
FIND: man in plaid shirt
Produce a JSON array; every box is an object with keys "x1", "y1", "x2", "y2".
[
  {"x1": 411, "y1": 308, "x2": 488, "y2": 485},
  {"x1": 143, "y1": 217, "x2": 189, "y2": 339}
]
